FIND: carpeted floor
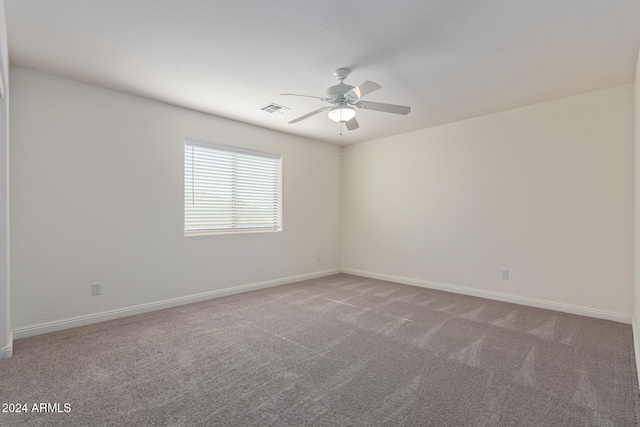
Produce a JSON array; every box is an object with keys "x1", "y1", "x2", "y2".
[{"x1": 0, "y1": 273, "x2": 638, "y2": 426}]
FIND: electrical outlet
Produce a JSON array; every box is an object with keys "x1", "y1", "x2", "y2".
[
  {"x1": 501, "y1": 270, "x2": 509, "y2": 280},
  {"x1": 92, "y1": 282, "x2": 102, "y2": 295},
  {"x1": 316, "y1": 254, "x2": 321, "y2": 262}
]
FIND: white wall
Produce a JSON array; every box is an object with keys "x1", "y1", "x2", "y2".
[
  {"x1": 343, "y1": 85, "x2": 634, "y2": 320},
  {"x1": 9, "y1": 66, "x2": 341, "y2": 333},
  {"x1": 8, "y1": 63, "x2": 636, "y2": 339},
  {"x1": 0, "y1": 0, "x2": 11, "y2": 358}
]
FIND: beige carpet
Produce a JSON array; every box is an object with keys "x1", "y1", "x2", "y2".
[{"x1": 0, "y1": 273, "x2": 638, "y2": 426}]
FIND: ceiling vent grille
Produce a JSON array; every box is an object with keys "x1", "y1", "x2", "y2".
[{"x1": 260, "y1": 103, "x2": 289, "y2": 114}]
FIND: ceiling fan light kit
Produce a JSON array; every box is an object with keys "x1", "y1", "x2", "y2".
[
  {"x1": 282, "y1": 68, "x2": 411, "y2": 132},
  {"x1": 328, "y1": 104, "x2": 356, "y2": 122}
]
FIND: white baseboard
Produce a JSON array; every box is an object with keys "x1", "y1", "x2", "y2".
[
  {"x1": 119, "y1": 268, "x2": 341, "y2": 318},
  {"x1": 1, "y1": 331, "x2": 13, "y2": 359},
  {"x1": 13, "y1": 268, "x2": 341, "y2": 339},
  {"x1": 632, "y1": 317, "x2": 640, "y2": 387},
  {"x1": 341, "y1": 268, "x2": 631, "y2": 324},
  {"x1": 14, "y1": 267, "x2": 629, "y2": 341},
  {"x1": 14, "y1": 310, "x2": 121, "y2": 340},
  {"x1": 0, "y1": 345, "x2": 11, "y2": 359}
]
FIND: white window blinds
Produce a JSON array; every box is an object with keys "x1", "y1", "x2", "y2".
[{"x1": 184, "y1": 140, "x2": 282, "y2": 234}]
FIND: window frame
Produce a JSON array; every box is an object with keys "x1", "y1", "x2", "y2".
[{"x1": 184, "y1": 138, "x2": 283, "y2": 236}]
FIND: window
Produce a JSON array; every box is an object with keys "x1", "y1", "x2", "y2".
[{"x1": 184, "y1": 139, "x2": 282, "y2": 234}]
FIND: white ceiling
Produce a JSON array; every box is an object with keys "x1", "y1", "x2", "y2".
[{"x1": 4, "y1": 0, "x2": 640, "y2": 145}]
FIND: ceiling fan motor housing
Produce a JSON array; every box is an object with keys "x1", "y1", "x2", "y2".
[{"x1": 326, "y1": 84, "x2": 355, "y2": 103}]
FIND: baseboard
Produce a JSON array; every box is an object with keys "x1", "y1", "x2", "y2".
[
  {"x1": 0, "y1": 345, "x2": 11, "y2": 359},
  {"x1": 14, "y1": 310, "x2": 121, "y2": 339},
  {"x1": 633, "y1": 317, "x2": 640, "y2": 388},
  {"x1": 13, "y1": 268, "x2": 341, "y2": 339},
  {"x1": 1, "y1": 331, "x2": 13, "y2": 359},
  {"x1": 15, "y1": 267, "x2": 627, "y2": 340},
  {"x1": 341, "y1": 268, "x2": 631, "y2": 324},
  {"x1": 119, "y1": 268, "x2": 341, "y2": 318}
]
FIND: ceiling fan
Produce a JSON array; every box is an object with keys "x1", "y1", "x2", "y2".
[{"x1": 281, "y1": 68, "x2": 411, "y2": 131}]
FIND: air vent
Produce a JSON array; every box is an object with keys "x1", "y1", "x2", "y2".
[{"x1": 260, "y1": 103, "x2": 289, "y2": 114}]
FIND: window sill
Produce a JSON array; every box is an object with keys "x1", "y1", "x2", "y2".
[{"x1": 184, "y1": 229, "x2": 282, "y2": 237}]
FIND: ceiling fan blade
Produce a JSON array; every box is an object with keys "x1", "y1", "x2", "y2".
[
  {"x1": 355, "y1": 101, "x2": 411, "y2": 115},
  {"x1": 281, "y1": 93, "x2": 327, "y2": 100},
  {"x1": 288, "y1": 107, "x2": 331, "y2": 124},
  {"x1": 345, "y1": 117, "x2": 359, "y2": 131},
  {"x1": 345, "y1": 81, "x2": 381, "y2": 101}
]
